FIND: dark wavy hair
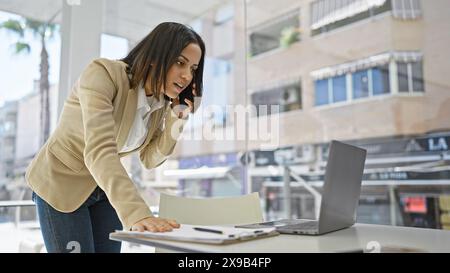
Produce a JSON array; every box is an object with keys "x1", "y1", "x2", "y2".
[{"x1": 121, "y1": 22, "x2": 205, "y2": 102}]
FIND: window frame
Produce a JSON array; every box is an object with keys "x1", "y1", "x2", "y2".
[{"x1": 313, "y1": 59, "x2": 424, "y2": 108}]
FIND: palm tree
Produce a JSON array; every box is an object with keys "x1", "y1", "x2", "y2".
[{"x1": 0, "y1": 17, "x2": 58, "y2": 146}]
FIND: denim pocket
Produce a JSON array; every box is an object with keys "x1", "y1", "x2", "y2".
[{"x1": 31, "y1": 191, "x2": 36, "y2": 202}]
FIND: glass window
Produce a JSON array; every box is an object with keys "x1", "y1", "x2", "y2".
[
  {"x1": 249, "y1": 11, "x2": 300, "y2": 56},
  {"x1": 372, "y1": 65, "x2": 390, "y2": 95},
  {"x1": 352, "y1": 70, "x2": 369, "y2": 99},
  {"x1": 251, "y1": 82, "x2": 302, "y2": 115},
  {"x1": 280, "y1": 84, "x2": 302, "y2": 112},
  {"x1": 404, "y1": 0, "x2": 413, "y2": 11},
  {"x1": 100, "y1": 34, "x2": 128, "y2": 60},
  {"x1": 4, "y1": 121, "x2": 13, "y2": 132},
  {"x1": 397, "y1": 62, "x2": 409, "y2": 92},
  {"x1": 331, "y1": 75, "x2": 347, "y2": 102},
  {"x1": 315, "y1": 79, "x2": 329, "y2": 105},
  {"x1": 215, "y1": 3, "x2": 234, "y2": 25},
  {"x1": 411, "y1": 61, "x2": 424, "y2": 92},
  {"x1": 245, "y1": 0, "x2": 449, "y2": 232}
]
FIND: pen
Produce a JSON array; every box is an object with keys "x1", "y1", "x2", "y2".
[{"x1": 193, "y1": 227, "x2": 223, "y2": 234}]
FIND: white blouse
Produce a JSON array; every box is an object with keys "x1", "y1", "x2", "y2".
[{"x1": 119, "y1": 87, "x2": 165, "y2": 153}]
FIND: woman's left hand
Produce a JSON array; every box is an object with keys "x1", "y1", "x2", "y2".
[
  {"x1": 171, "y1": 83, "x2": 201, "y2": 119},
  {"x1": 131, "y1": 216, "x2": 180, "y2": 232}
]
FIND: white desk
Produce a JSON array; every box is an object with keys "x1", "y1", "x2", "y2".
[{"x1": 110, "y1": 223, "x2": 450, "y2": 253}]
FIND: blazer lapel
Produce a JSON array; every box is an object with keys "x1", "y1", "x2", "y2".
[
  {"x1": 139, "y1": 103, "x2": 169, "y2": 148},
  {"x1": 116, "y1": 88, "x2": 138, "y2": 150}
]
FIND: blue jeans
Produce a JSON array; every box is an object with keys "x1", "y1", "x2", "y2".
[{"x1": 33, "y1": 187, "x2": 122, "y2": 253}]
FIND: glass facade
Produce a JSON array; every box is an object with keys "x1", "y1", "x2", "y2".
[{"x1": 372, "y1": 65, "x2": 390, "y2": 95}]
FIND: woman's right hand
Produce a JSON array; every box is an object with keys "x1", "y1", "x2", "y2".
[{"x1": 131, "y1": 216, "x2": 180, "y2": 232}]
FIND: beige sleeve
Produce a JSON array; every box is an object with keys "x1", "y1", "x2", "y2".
[
  {"x1": 139, "y1": 107, "x2": 188, "y2": 169},
  {"x1": 78, "y1": 60, "x2": 153, "y2": 230}
]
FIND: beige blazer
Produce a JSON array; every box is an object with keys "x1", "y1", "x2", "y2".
[{"x1": 25, "y1": 58, "x2": 187, "y2": 230}]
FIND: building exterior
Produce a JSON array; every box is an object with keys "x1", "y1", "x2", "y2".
[
  {"x1": 0, "y1": 101, "x2": 18, "y2": 185},
  {"x1": 13, "y1": 82, "x2": 58, "y2": 178},
  {"x1": 168, "y1": 0, "x2": 450, "y2": 229},
  {"x1": 244, "y1": 0, "x2": 450, "y2": 228},
  {"x1": 172, "y1": 0, "x2": 450, "y2": 155}
]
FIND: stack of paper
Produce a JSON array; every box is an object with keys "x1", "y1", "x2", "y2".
[{"x1": 114, "y1": 224, "x2": 279, "y2": 244}]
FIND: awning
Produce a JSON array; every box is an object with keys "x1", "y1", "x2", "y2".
[
  {"x1": 392, "y1": 0, "x2": 422, "y2": 20},
  {"x1": 311, "y1": 0, "x2": 387, "y2": 30},
  {"x1": 310, "y1": 51, "x2": 423, "y2": 80}
]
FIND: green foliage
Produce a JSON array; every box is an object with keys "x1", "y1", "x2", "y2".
[
  {"x1": 0, "y1": 16, "x2": 58, "y2": 54},
  {"x1": 0, "y1": 19, "x2": 25, "y2": 37},
  {"x1": 280, "y1": 26, "x2": 301, "y2": 48},
  {"x1": 14, "y1": 42, "x2": 31, "y2": 54}
]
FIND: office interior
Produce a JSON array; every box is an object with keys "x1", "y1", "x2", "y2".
[{"x1": 0, "y1": 0, "x2": 449, "y2": 252}]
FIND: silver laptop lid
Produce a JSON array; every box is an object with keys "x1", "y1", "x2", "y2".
[{"x1": 318, "y1": 140, "x2": 367, "y2": 234}]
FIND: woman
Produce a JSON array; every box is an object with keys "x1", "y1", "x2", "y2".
[{"x1": 26, "y1": 22, "x2": 205, "y2": 253}]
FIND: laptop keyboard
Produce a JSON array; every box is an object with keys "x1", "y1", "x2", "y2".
[{"x1": 282, "y1": 221, "x2": 318, "y2": 230}]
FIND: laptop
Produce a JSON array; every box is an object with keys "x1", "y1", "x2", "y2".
[{"x1": 237, "y1": 140, "x2": 367, "y2": 235}]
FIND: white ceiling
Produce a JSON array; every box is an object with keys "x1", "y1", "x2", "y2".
[{"x1": 0, "y1": 0, "x2": 228, "y2": 42}]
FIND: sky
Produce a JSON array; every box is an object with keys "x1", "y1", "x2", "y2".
[
  {"x1": 0, "y1": 11, "x2": 61, "y2": 106},
  {"x1": 0, "y1": 10, "x2": 128, "y2": 107}
]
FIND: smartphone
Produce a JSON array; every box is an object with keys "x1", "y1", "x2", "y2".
[
  {"x1": 179, "y1": 81, "x2": 200, "y2": 106},
  {"x1": 179, "y1": 78, "x2": 202, "y2": 106}
]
